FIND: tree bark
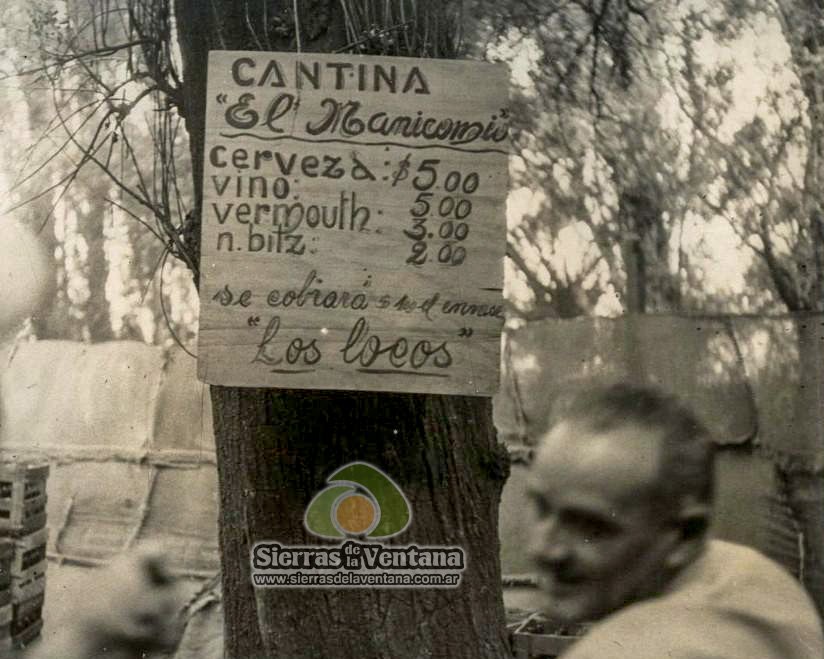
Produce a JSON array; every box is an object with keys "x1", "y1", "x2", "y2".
[{"x1": 172, "y1": 1, "x2": 512, "y2": 657}]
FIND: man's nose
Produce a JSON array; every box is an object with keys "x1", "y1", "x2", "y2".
[{"x1": 530, "y1": 515, "x2": 572, "y2": 565}]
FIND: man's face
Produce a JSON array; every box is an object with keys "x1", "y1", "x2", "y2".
[{"x1": 526, "y1": 420, "x2": 679, "y2": 624}]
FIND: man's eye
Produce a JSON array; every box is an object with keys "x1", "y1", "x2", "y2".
[
  {"x1": 529, "y1": 496, "x2": 551, "y2": 517},
  {"x1": 568, "y1": 517, "x2": 617, "y2": 541}
]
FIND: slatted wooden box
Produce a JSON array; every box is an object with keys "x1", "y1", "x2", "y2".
[
  {"x1": 511, "y1": 630, "x2": 578, "y2": 659},
  {"x1": 0, "y1": 601, "x2": 11, "y2": 652},
  {"x1": 0, "y1": 539, "x2": 13, "y2": 608},
  {"x1": 0, "y1": 464, "x2": 49, "y2": 536},
  {"x1": 12, "y1": 591, "x2": 44, "y2": 642},
  {"x1": 12, "y1": 617, "x2": 42, "y2": 649},
  {"x1": 509, "y1": 615, "x2": 584, "y2": 659},
  {"x1": 11, "y1": 528, "x2": 48, "y2": 578},
  {"x1": 11, "y1": 565, "x2": 45, "y2": 602}
]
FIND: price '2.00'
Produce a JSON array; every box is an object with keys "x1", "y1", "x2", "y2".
[{"x1": 404, "y1": 159, "x2": 480, "y2": 267}]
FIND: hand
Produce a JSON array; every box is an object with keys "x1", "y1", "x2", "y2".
[{"x1": 24, "y1": 545, "x2": 186, "y2": 659}]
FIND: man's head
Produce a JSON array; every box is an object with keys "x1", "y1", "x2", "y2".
[{"x1": 526, "y1": 383, "x2": 715, "y2": 624}]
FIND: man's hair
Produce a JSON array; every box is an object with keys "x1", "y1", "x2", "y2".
[{"x1": 546, "y1": 383, "x2": 716, "y2": 510}]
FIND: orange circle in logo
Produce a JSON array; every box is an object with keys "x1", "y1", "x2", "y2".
[{"x1": 335, "y1": 494, "x2": 376, "y2": 535}]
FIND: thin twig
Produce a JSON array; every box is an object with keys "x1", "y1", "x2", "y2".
[
  {"x1": 293, "y1": 0, "x2": 302, "y2": 52},
  {"x1": 103, "y1": 196, "x2": 165, "y2": 243},
  {"x1": 0, "y1": 39, "x2": 151, "y2": 82},
  {"x1": 141, "y1": 243, "x2": 169, "y2": 304},
  {"x1": 243, "y1": 0, "x2": 264, "y2": 50},
  {"x1": 9, "y1": 97, "x2": 108, "y2": 193},
  {"x1": 159, "y1": 248, "x2": 197, "y2": 359}
]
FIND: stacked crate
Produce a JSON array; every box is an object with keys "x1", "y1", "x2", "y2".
[
  {"x1": 0, "y1": 463, "x2": 48, "y2": 649},
  {"x1": 0, "y1": 539, "x2": 13, "y2": 653},
  {"x1": 509, "y1": 613, "x2": 584, "y2": 659}
]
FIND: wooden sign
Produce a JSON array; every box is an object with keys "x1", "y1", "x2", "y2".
[{"x1": 197, "y1": 51, "x2": 509, "y2": 395}]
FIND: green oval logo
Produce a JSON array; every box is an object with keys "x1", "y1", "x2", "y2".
[{"x1": 304, "y1": 462, "x2": 412, "y2": 539}]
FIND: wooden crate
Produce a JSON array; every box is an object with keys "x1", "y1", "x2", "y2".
[
  {"x1": 511, "y1": 631, "x2": 578, "y2": 659},
  {"x1": 0, "y1": 602, "x2": 11, "y2": 654},
  {"x1": 12, "y1": 592, "x2": 43, "y2": 638},
  {"x1": 0, "y1": 463, "x2": 48, "y2": 536},
  {"x1": 0, "y1": 464, "x2": 48, "y2": 494},
  {"x1": 0, "y1": 539, "x2": 13, "y2": 606},
  {"x1": 12, "y1": 617, "x2": 42, "y2": 649},
  {"x1": 11, "y1": 528, "x2": 48, "y2": 578},
  {"x1": 0, "y1": 494, "x2": 47, "y2": 537},
  {"x1": 509, "y1": 615, "x2": 583, "y2": 659},
  {"x1": 11, "y1": 565, "x2": 45, "y2": 602}
]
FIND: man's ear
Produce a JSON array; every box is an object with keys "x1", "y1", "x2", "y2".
[{"x1": 665, "y1": 500, "x2": 711, "y2": 571}]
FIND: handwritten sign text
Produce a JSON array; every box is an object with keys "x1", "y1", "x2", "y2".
[{"x1": 197, "y1": 52, "x2": 509, "y2": 395}]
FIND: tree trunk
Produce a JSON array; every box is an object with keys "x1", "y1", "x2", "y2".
[
  {"x1": 172, "y1": 1, "x2": 512, "y2": 657},
  {"x1": 80, "y1": 181, "x2": 115, "y2": 342},
  {"x1": 17, "y1": 80, "x2": 62, "y2": 339}
]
